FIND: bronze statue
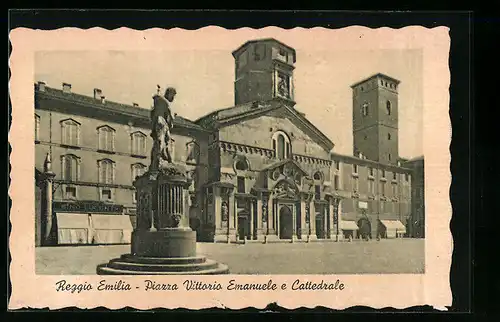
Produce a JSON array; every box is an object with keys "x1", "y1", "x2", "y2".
[{"x1": 150, "y1": 87, "x2": 177, "y2": 170}]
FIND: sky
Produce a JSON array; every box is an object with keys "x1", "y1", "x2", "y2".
[{"x1": 34, "y1": 29, "x2": 423, "y2": 159}]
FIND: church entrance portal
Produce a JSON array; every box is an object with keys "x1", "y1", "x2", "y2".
[
  {"x1": 279, "y1": 205, "x2": 293, "y2": 239},
  {"x1": 238, "y1": 214, "x2": 250, "y2": 240}
]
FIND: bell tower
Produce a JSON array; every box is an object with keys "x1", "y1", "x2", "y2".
[
  {"x1": 352, "y1": 73, "x2": 401, "y2": 165},
  {"x1": 232, "y1": 38, "x2": 297, "y2": 106}
]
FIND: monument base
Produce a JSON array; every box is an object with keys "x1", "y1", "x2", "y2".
[{"x1": 97, "y1": 228, "x2": 229, "y2": 275}]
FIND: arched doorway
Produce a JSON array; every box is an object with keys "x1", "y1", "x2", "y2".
[
  {"x1": 279, "y1": 205, "x2": 293, "y2": 239},
  {"x1": 357, "y1": 218, "x2": 372, "y2": 239}
]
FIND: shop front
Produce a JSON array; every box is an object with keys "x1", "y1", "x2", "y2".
[{"x1": 51, "y1": 201, "x2": 133, "y2": 245}]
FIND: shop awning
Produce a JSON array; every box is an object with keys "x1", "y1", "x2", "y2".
[
  {"x1": 379, "y1": 220, "x2": 406, "y2": 233},
  {"x1": 55, "y1": 213, "x2": 91, "y2": 244},
  {"x1": 90, "y1": 214, "x2": 133, "y2": 244},
  {"x1": 340, "y1": 220, "x2": 359, "y2": 230}
]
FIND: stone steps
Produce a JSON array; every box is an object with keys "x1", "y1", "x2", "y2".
[
  {"x1": 120, "y1": 254, "x2": 207, "y2": 264},
  {"x1": 96, "y1": 262, "x2": 229, "y2": 275},
  {"x1": 108, "y1": 258, "x2": 220, "y2": 272}
]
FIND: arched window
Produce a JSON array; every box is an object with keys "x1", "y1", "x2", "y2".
[
  {"x1": 98, "y1": 159, "x2": 115, "y2": 184},
  {"x1": 313, "y1": 171, "x2": 323, "y2": 181},
  {"x1": 97, "y1": 125, "x2": 116, "y2": 151},
  {"x1": 362, "y1": 102, "x2": 369, "y2": 116},
  {"x1": 386, "y1": 101, "x2": 392, "y2": 115},
  {"x1": 60, "y1": 118, "x2": 80, "y2": 146},
  {"x1": 186, "y1": 140, "x2": 200, "y2": 164},
  {"x1": 388, "y1": 133, "x2": 391, "y2": 140},
  {"x1": 234, "y1": 157, "x2": 249, "y2": 171},
  {"x1": 131, "y1": 131, "x2": 147, "y2": 155},
  {"x1": 272, "y1": 131, "x2": 291, "y2": 160},
  {"x1": 131, "y1": 163, "x2": 146, "y2": 181},
  {"x1": 61, "y1": 154, "x2": 80, "y2": 181}
]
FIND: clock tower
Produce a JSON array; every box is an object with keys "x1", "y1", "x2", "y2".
[
  {"x1": 232, "y1": 38, "x2": 297, "y2": 106},
  {"x1": 351, "y1": 73, "x2": 401, "y2": 165}
]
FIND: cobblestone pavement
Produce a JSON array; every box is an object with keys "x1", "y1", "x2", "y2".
[{"x1": 36, "y1": 239, "x2": 424, "y2": 275}]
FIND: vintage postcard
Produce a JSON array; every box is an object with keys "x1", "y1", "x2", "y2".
[{"x1": 9, "y1": 26, "x2": 451, "y2": 310}]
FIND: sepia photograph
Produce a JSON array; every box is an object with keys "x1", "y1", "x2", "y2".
[{"x1": 9, "y1": 24, "x2": 451, "y2": 309}]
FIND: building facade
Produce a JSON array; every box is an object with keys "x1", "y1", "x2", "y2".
[
  {"x1": 34, "y1": 38, "x2": 423, "y2": 246},
  {"x1": 34, "y1": 83, "x2": 208, "y2": 246}
]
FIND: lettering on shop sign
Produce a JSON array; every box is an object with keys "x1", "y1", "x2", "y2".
[{"x1": 53, "y1": 201, "x2": 123, "y2": 214}]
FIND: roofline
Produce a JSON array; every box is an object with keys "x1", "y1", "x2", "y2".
[
  {"x1": 231, "y1": 38, "x2": 297, "y2": 62},
  {"x1": 350, "y1": 73, "x2": 401, "y2": 88},
  {"x1": 330, "y1": 152, "x2": 412, "y2": 172},
  {"x1": 35, "y1": 85, "x2": 209, "y2": 133}
]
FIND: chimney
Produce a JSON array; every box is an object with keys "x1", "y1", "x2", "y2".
[
  {"x1": 100, "y1": 96, "x2": 106, "y2": 104},
  {"x1": 132, "y1": 102, "x2": 139, "y2": 107},
  {"x1": 94, "y1": 88, "x2": 102, "y2": 99},
  {"x1": 37, "y1": 81, "x2": 46, "y2": 92},
  {"x1": 62, "y1": 82, "x2": 71, "y2": 93}
]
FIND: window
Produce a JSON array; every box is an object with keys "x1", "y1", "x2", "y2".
[
  {"x1": 133, "y1": 191, "x2": 137, "y2": 204},
  {"x1": 131, "y1": 131, "x2": 147, "y2": 155},
  {"x1": 131, "y1": 163, "x2": 146, "y2": 181},
  {"x1": 368, "y1": 180, "x2": 375, "y2": 195},
  {"x1": 35, "y1": 114, "x2": 40, "y2": 141},
  {"x1": 98, "y1": 159, "x2": 115, "y2": 184},
  {"x1": 61, "y1": 154, "x2": 80, "y2": 181},
  {"x1": 65, "y1": 186, "x2": 77, "y2": 199},
  {"x1": 352, "y1": 177, "x2": 359, "y2": 192},
  {"x1": 186, "y1": 140, "x2": 200, "y2": 163},
  {"x1": 313, "y1": 171, "x2": 323, "y2": 181},
  {"x1": 393, "y1": 172, "x2": 397, "y2": 180},
  {"x1": 272, "y1": 131, "x2": 291, "y2": 160},
  {"x1": 333, "y1": 175, "x2": 339, "y2": 190},
  {"x1": 235, "y1": 158, "x2": 249, "y2": 171},
  {"x1": 353, "y1": 164, "x2": 358, "y2": 174},
  {"x1": 60, "y1": 119, "x2": 80, "y2": 146},
  {"x1": 381, "y1": 169, "x2": 386, "y2": 178},
  {"x1": 362, "y1": 102, "x2": 369, "y2": 116},
  {"x1": 315, "y1": 185, "x2": 321, "y2": 200},
  {"x1": 386, "y1": 100, "x2": 392, "y2": 115},
  {"x1": 254, "y1": 44, "x2": 263, "y2": 61},
  {"x1": 392, "y1": 183, "x2": 398, "y2": 196},
  {"x1": 380, "y1": 181, "x2": 386, "y2": 196},
  {"x1": 405, "y1": 173, "x2": 409, "y2": 181},
  {"x1": 335, "y1": 161, "x2": 340, "y2": 170},
  {"x1": 97, "y1": 125, "x2": 115, "y2": 151},
  {"x1": 388, "y1": 133, "x2": 391, "y2": 140},
  {"x1": 237, "y1": 176, "x2": 245, "y2": 193},
  {"x1": 369, "y1": 167, "x2": 374, "y2": 176},
  {"x1": 101, "y1": 189, "x2": 112, "y2": 201},
  {"x1": 388, "y1": 154, "x2": 392, "y2": 161}
]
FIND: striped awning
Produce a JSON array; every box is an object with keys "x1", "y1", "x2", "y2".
[
  {"x1": 339, "y1": 220, "x2": 359, "y2": 230},
  {"x1": 55, "y1": 213, "x2": 90, "y2": 229},
  {"x1": 379, "y1": 220, "x2": 406, "y2": 233}
]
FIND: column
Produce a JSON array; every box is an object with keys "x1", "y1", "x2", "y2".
[
  {"x1": 43, "y1": 153, "x2": 56, "y2": 246},
  {"x1": 310, "y1": 200, "x2": 316, "y2": 239},
  {"x1": 249, "y1": 199, "x2": 254, "y2": 240},
  {"x1": 229, "y1": 191, "x2": 235, "y2": 240},
  {"x1": 328, "y1": 199, "x2": 334, "y2": 239},
  {"x1": 291, "y1": 204, "x2": 296, "y2": 243},
  {"x1": 275, "y1": 200, "x2": 279, "y2": 238},
  {"x1": 256, "y1": 196, "x2": 263, "y2": 240},
  {"x1": 336, "y1": 198, "x2": 343, "y2": 241},
  {"x1": 214, "y1": 186, "x2": 224, "y2": 242},
  {"x1": 300, "y1": 197, "x2": 307, "y2": 240}
]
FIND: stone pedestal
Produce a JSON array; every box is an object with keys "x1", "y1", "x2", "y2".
[{"x1": 97, "y1": 165, "x2": 229, "y2": 275}]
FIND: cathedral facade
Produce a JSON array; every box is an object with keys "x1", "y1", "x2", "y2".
[{"x1": 34, "y1": 38, "x2": 423, "y2": 246}]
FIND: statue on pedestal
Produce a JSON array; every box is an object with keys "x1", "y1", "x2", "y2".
[{"x1": 150, "y1": 87, "x2": 182, "y2": 174}]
